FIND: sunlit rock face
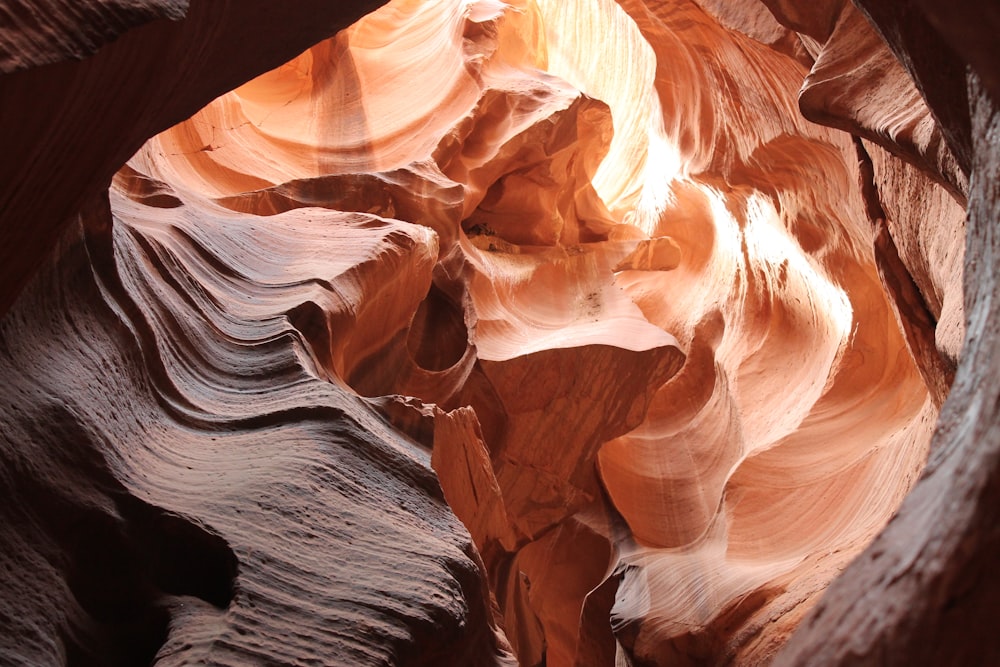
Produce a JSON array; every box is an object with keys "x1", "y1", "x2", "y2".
[
  {"x1": 0, "y1": 0, "x2": 986, "y2": 665},
  {"x1": 110, "y1": 0, "x2": 950, "y2": 663}
]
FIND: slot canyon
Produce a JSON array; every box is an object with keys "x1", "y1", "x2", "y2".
[{"x1": 0, "y1": 0, "x2": 997, "y2": 664}]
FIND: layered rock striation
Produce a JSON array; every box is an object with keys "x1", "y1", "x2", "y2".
[{"x1": 0, "y1": 0, "x2": 994, "y2": 665}]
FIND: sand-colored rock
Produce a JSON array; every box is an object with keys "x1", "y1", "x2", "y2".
[
  {"x1": 0, "y1": 0, "x2": 389, "y2": 316},
  {"x1": 773, "y1": 3, "x2": 1000, "y2": 664},
  {"x1": 122, "y1": 1, "x2": 932, "y2": 663},
  {"x1": 2, "y1": 0, "x2": 999, "y2": 664}
]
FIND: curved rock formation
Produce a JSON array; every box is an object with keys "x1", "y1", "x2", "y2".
[
  {"x1": 0, "y1": 0, "x2": 389, "y2": 315},
  {"x1": 0, "y1": 0, "x2": 996, "y2": 665}
]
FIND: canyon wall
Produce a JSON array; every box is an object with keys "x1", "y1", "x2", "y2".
[{"x1": 0, "y1": 0, "x2": 995, "y2": 665}]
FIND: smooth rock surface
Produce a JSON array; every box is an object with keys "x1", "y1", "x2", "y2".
[{"x1": 1, "y1": 0, "x2": 997, "y2": 665}]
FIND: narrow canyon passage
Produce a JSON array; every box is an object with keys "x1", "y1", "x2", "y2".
[{"x1": 0, "y1": 0, "x2": 994, "y2": 665}]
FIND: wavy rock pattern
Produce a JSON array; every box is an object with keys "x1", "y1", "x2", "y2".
[
  {"x1": 0, "y1": 0, "x2": 994, "y2": 665},
  {"x1": 110, "y1": 0, "x2": 935, "y2": 663},
  {"x1": 0, "y1": 192, "x2": 514, "y2": 664},
  {"x1": 774, "y1": 1, "x2": 1000, "y2": 663},
  {"x1": 0, "y1": 0, "x2": 388, "y2": 316}
]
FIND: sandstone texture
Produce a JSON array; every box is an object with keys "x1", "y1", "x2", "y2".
[{"x1": 0, "y1": 0, "x2": 995, "y2": 665}]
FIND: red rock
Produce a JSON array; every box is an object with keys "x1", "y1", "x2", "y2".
[{"x1": 1, "y1": 0, "x2": 998, "y2": 665}]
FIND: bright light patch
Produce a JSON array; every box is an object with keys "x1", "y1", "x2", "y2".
[
  {"x1": 534, "y1": 0, "x2": 682, "y2": 228},
  {"x1": 743, "y1": 194, "x2": 853, "y2": 341},
  {"x1": 623, "y1": 114, "x2": 682, "y2": 235}
]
